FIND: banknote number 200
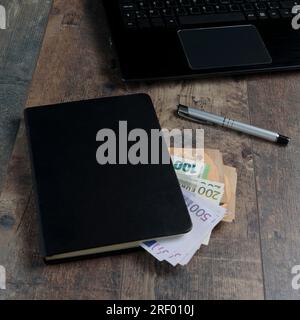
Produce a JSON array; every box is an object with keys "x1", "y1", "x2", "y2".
[{"x1": 197, "y1": 186, "x2": 220, "y2": 200}]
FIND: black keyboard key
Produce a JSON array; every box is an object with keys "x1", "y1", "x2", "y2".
[
  {"x1": 180, "y1": 0, "x2": 193, "y2": 6},
  {"x1": 215, "y1": 5, "x2": 229, "y2": 12},
  {"x1": 206, "y1": 0, "x2": 218, "y2": 5},
  {"x1": 138, "y1": 1, "x2": 150, "y2": 9},
  {"x1": 202, "y1": 5, "x2": 215, "y2": 13},
  {"x1": 123, "y1": 11, "x2": 136, "y2": 19},
  {"x1": 166, "y1": 0, "x2": 178, "y2": 7},
  {"x1": 151, "y1": 17, "x2": 165, "y2": 27},
  {"x1": 268, "y1": 1, "x2": 280, "y2": 8},
  {"x1": 193, "y1": 0, "x2": 205, "y2": 4},
  {"x1": 279, "y1": 8, "x2": 293, "y2": 17},
  {"x1": 138, "y1": 19, "x2": 151, "y2": 28},
  {"x1": 268, "y1": 9, "x2": 281, "y2": 17},
  {"x1": 257, "y1": 10, "x2": 268, "y2": 18},
  {"x1": 121, "y1": 3, "x2": 137, "y2": 11},
  {"x1": 230, "y1": 4, "x2": 241, "y2": 11},
  {"x1": 246, "y1": 11, "x2": 257, "y2": 19},
  {"x1": 162, "y1": 8, "x2": 174, "y2": 16},
  {"x1": 256, "y1": 3, "x2": 267, "y2": 9},
  {"x1": 124, "y1": 19, "x2": 138, "y2": 29},
  {"x1": 152, "y1": 0, "x2": 165, "y2": 9},
  {"x1": 179, "y1": 12, "x2": 246, "y2": 25},
  {"x1": 280, "y1": 1, "x2": 299, "y2": 8},
  {"x1": 176, "y1": 7, "x2": 188, "y2": 15},
  {"x1": 165, "y1": 17, "x2": 178, "y2": 26},
  {"x1": 242, "y1": 3, "x2": 254, "y2": 10},
  {"x1": 189, "y1": 6, "x2": 202, "y2": 14},
  {"x1": 149, "y1": 9, "x2": 160, "y2": 17},
  {"x1": 135, "y1": 10, "x2": 148, "y2": 19}
]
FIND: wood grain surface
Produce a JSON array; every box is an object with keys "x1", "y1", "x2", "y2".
[
  {"x1": 0, "y1": 0, "x2": 299, "y2": 300},
  {"x1": 0, "y1": 0, "x2": 52, "y2": 193}
]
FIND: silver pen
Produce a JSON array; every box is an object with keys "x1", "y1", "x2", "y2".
[{"x1": 177, "y1": 104, "x2": 290, "y2": 146}]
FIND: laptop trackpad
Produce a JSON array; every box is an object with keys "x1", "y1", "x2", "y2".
[{"x1": 178, "y1": 25, "x2": 272, "y2": 70}]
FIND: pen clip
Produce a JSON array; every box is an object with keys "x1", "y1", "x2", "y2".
[{"x1": 177, "y1": 109, "x2": 215, "y2": 126}]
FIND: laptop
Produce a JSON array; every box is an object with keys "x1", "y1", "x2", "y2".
[{"x1": 103, "y1": 0, "x2": 300, "y2": 81}]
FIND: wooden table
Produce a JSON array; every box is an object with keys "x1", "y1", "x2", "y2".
[
  {"x1": 1, "y1": 0, "x2": 300, "y2": 300},
  {"x1": 0, "y1": 0, "x2": 52, "y2": 193}
]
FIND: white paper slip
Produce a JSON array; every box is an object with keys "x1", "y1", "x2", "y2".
[
  {"x1": 141, "y1": 189, "x2": 226, "y2": 266},
  {"x1": 141, "y1": 235, "x2": 183, "y2": 262},
  {"x1": 141, "y1": 240, "x2": 166, "y2": 261},
  {"x1": 163, "y1": 190, "x2": 226, "y2": 266},
  {"x1": 200, "y1": 231, "x2": 212, "y2": 246},
  {"x1": 178, "y1": 178, "x2": 225, "y2": 247},
  {"x1": 178, "y1": 244, "x2": 201, "y2": 266}
]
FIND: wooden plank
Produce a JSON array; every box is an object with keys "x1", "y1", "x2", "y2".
[
  {"x1": 26, "y1": 0, "x2": 126, "y2": 107},
  {"x1": 0, "y1": 0, "x2": 52, "y2": 193},
  {"x1": 0, "y1": 0, "x2": 52, "y2": 80},
  {"x1": 247, "y1": 73, "x2": 300, "y2": 300},
  {"x1": 120, "y1": 80, "x2": 264, "y2": 300},
  {"x1": 0, "y1": 84, "x2": 25, "y2": 192},
  {"x1": 0, "y1": 0, "x2": 264, "y2": 299}
]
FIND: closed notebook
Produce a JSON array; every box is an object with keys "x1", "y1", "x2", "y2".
[{"x1": 24, "y1": 94, "x2": 192, "y2": 263}]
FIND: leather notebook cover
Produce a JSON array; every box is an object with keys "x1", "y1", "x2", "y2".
[{"x1": 24, "y1": 94, "x2": 192, "y2": 262}]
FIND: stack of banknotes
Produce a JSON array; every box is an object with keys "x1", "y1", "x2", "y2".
[{"x1": 141, "y1": 147, "x2": 237, "y2": 266}]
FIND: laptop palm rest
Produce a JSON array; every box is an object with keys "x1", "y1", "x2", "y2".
[{"x1": 178, "y1": 25, "x2": 272, "y2": 70}]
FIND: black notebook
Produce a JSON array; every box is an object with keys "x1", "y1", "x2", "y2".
[{"x1": 25, "y1": 94, "x2": 192, "y2": 263}]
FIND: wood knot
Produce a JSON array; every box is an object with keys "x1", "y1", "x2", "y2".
[{"x1": 241, "y1": 145, "x2": 252, "y2": 160}]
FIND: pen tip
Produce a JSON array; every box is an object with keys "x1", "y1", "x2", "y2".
[
  {"x1": 277, "y1": 134, "x2": 290, "y2": 146},
  {"x1": 177, "y1": 104, "x2": 188, "y2": 114}
]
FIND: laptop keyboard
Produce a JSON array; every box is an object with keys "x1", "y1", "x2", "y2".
[{"x1": 120, "y1": 0, "x2": 300, "y2": 29}]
